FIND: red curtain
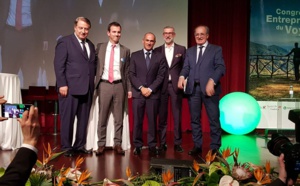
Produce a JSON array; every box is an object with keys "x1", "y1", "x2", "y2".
[{"x1": 129, "y1": 0, "x2": 250, "y2": 132}]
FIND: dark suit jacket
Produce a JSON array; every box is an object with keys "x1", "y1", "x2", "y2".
[
  {"x1": 268, "y1": 179, "x2": 285, "y2": 186},
  {"x1": 129, "y1": 49, "x2": 167, "y2": 99},
  {"x1": 95, "y1": 42, "x2": 131, "y2": 93},
  {"x1": 54, "y1": 34, "x2": 97, "y2": 95},
  {"x1": 154, "y1": 43, "x2": 186, "y2": 94},
  {"x1": 0, "y1": 147, "x2": 37, "y2": 186},
  {"x1": 180, "y1": 43, "x2": 225, "y2": 95}
]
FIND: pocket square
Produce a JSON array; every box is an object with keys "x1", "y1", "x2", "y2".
[{"x1": 175, "y1": 54, "x2": 182, "y2": 57}]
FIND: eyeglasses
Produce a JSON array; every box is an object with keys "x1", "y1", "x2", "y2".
[
  {"x1": 163, "y1": 32, "x2": 174, "y2": 35},
  {"x1": 194, "y1": 33, "x2": 207, "y2": 37}
]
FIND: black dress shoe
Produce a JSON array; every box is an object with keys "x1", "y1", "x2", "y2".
[
  {"x1": 77, "y1": 147, "x2": 92, "y2": 154},
  {"x1": 149, "y1": 146, "x2": 160, "y2": 155},
  {"x1": 174, "y1": 145, "x2": 184, "y2": 153},
  {"x1": 133, "y1": 147, "x2": 142, "y2": 155},
  {"x1": 160, "y1": 144, "x2": 167, "y2": 151},
  {"x1": 64, "y1": 149, "x2": 75, "y2": 157},
  {"x1": 188, "y1": 147, "x2": 202, "y2": 156}
]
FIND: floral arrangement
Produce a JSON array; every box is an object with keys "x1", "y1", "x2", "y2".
[{"x1": 1, "y1": 145, "x2": 299, "y2": 186}]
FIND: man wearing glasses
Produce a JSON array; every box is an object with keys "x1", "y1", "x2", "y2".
[{"x1": 155, "y1": 26, "x2": 186, "y2": 153}]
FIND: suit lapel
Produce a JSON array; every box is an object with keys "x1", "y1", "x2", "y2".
[
  {"x1": 148, "y1": 50, "x2": 156, "y2": 72},
  {"x1": 72, "y1": 34, "x2": 88, "y2": 60},
  {"x1": 199, "y1": 43, "x2": 210, "y2": 64},
  {"x1": 170, "y1": 45, "x2": 178, "y2": 68},
  {"x1": 119, "y1": 45, "x2": 126, "y2": 74}
]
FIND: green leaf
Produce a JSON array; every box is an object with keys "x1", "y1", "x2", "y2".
[
  {"x1": 25, "y1": 179, "x2": 31, "y2": 186},
  {"x1": 29, "y1": 173, "x2": 52, "y2": 186},
  {"x1": 142, "y1": 180, "x2": 160, "y2": 186},
  {"x1": 0, "y1": 167, "x2": 5, "y2": 177},
  {"x1": 207, "y1": 172, "x2": 220, "y2": 186}
]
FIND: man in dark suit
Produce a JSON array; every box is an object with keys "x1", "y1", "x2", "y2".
[
  {"x1": 154, "y1": 26, "x2": 186, "y2": 153},
  {"x1": 54, "y1": 17, "x2": 97, "y2": 157},
  {"x1": 94, "y1": 22, "x2": 131, "y2": 156},
  {"x1": 178, "y1": 25, "x2": 225, "y2": 156},
  {"x1": 0, "y1": 99, "x2": 40, "y2": 186},
  {"x1": 129, "y1": 32, "x2": 167, "y2": 155}
]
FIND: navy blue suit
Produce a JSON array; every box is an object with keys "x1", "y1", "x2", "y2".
[
  {"x1": 180, "y1": 43, "x2": 225, "y2": 150},
  {"x1": 129, "y1": 49, "x2": 167, "y2": 148},
  {"x1": 54, "y1": 34, "x2": 97, "y2": 150}
]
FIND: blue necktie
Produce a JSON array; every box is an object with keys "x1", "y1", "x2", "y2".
[{"x1": 146, "y1": 52, "x2": 151, "y2": 69}]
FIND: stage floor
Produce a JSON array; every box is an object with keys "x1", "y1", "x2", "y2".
[{"x1": 0, "y1": 131, "x2": 287, "y2": 184}]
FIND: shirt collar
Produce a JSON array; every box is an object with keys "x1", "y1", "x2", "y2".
[
  {"x1": 108, "y1": 41, "x2": 120, "y2": 48},
  {"x1": 198, "y1": 41, "x2": 208, "y2": 48},
  {"x1": 143, "y1": 49, "x2": 152, "y2": 54},
  {"x1": 74, "y1": 33, "x2": 86, "y2": 43},
  {"x1": 164, "y1": 43, "x2": 174, "y2": 49}
]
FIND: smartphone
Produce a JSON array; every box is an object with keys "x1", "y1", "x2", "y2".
[{"x1": 1, "y1": 103, "x2": 32, "y2": 119}]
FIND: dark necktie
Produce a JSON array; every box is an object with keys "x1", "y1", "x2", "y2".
[
  {"x1": 146, "y1": 52, "x2": 151, "y2": 69},
  {"x1": 197, "y1": 46, "x2": 204, "y2": 64},
  {"x1": 81, "y1": 41, "x2": 88, "y2": 58}
]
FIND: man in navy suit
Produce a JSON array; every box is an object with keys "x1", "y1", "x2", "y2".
[
  {"x1": 178, "y1": 25, "x2": 225, "y2": 156},
  {"x1": 154, "y1": 26, "x2": 186, "y2": 153},
  {"x1": 54, "y1": 17, "x2": 97, "y2": 157},
  {"x1": 129, "y1": 32, "x2": 167, "y2": 155}
]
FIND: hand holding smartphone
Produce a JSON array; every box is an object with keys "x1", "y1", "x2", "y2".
[{"x1": 1, "y1": 104, "x2": 32, "y2": 119}]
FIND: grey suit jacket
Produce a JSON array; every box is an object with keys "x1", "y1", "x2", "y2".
[{"x1": 95, "y1": 42, "x2": 131, "y2": 94}]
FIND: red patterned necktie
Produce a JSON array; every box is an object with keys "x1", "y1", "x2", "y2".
[
  {"x1": 15, "y1": 0, "x2": 23, "y2": 31},
  {"x1": 108, "y1": 45, "x2": 116, "y2": 83}
]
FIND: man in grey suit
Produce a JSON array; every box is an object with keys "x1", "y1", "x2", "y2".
[
  {"x1": 129, "y1": 32, "x2": 167, "y2": 155},
  {"x1": 178, "y1": 25, "x2": 225, "y2": 156},
  {"x1": 154, "y1": 26, "x2": 186, "y2": 153},
  {"x1": 94, "y1": 22, "x2": 131, "y2": 156},
  {"x1": 54, "y1": 17, "x2": 97, "y2": 157}
]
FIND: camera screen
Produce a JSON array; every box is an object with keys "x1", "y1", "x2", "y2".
[{"x1": 1, "y1": 104, "x2": 31, "y2": 119}]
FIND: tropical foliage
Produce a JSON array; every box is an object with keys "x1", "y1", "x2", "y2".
[{"x1": 0, "y1": 145, "x2": 296, "y2": 186}]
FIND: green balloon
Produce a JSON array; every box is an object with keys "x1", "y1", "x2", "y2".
[{"x1": 220, "y1": 92, "x2": 261, "y2": 135}]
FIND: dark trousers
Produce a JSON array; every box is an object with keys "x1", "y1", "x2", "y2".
[
  {"x1": 59, "y1": 90, "x2": 92, "y2": 150},
  {"x1": 132, "y1": 98, "x2": 159, "y2": 148},
  {"x1": 188, "y1": 84, "x2": 221, "y2": 149},
  {"x1": 158, "y1": 82, "x2": 183, "y2": 145}
]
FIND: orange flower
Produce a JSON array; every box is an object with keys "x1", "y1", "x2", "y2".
[
  {"x1": 162, "y1": 169, "x2": 174, "y2": 185},
  {"x1": 265, "y1": 161, "x2": 271, "y2": 174},
  {"x1": 193, "y1": 160, "x2": 200, "y2": 172},
  {"x1": 254, "y1": 168, "x2": 271, "y2": 185},
  {"x1": 221, "y1": 147, "x2": 232, "y2": 159},
  {"x1": 75, "y1": 156, "x2": 85, "y2": 169},
  {"x1": 125, "y1": 166, "x2": 136, "y2": 181},
  {"x1": 77, "y1": 169, "x2": 91, "y2": 185},
  {"x1": 126, "y1": 166, "x2": 132, "y2": 178},
  {"x1": 205, "y1": 150, "x2": 216, "y2": 165},
  {"x1": 42, "y1": 143, "x2": 53, "y2": 165}
]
